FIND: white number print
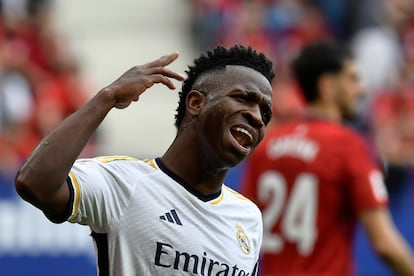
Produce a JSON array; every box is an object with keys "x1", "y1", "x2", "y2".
[{"x1": 258, "y1": 171, "x2": 318, "y2": 256}]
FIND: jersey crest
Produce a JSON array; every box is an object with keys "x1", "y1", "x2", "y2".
[{"x1": 236, "y1": 224, "x2": 251, "y2": 255}]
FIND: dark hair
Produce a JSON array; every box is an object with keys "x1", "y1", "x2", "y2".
[
  {"x1": 292, "y1": 40, "x2": 352, "y2": 103},
  {"x1": 174, "y1": 44, "x2": 275, "y2": 128}
]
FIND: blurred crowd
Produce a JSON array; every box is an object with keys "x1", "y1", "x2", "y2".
[
  {"x1": 1, "y1": 0, "x2": 414, "y2": 198},
  {"x1": 189, "y1": 0, "x2": 414, "y2": 191},
  {"x1": 0, "y1": 0, "x2": 93, "y2": 192},
  {"x1": 0, "y1": 0, "x2": 412, "y2": 273}
]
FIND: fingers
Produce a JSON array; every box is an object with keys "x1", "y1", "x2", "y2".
[
  {"x1": 111, "y1": 52, "x2": 185, "y2": 109},
  {"x1": 144, "y1": 67, "x2": 185, "y2": 82},
  {"x1": 145, "y1": 74, "x2": 178, "y2": 90},
  {"x1": 139, "y1": 52, "x2": 185, "y2": 90},
  {"x1": 144, "y1": 51, "x2": 181, "y2": 69}
]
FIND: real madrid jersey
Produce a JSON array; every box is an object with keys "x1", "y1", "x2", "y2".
[{"x1": 66, "y1": 156, "x2": 263, "y2": 276}]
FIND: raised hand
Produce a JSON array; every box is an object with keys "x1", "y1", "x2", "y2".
[{"x1": 104, "y1": 52, "x2": 186, "y2": 109}]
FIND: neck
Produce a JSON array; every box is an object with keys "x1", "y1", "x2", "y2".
[
  {"x1": 161, "y1": 137, "x2": 227, "y2": 197},
  {"x1": 307, "y1": 103, "x2": 342, "y2": 122}
]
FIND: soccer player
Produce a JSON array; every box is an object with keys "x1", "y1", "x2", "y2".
[
  {"x1": 240, "y1": 41, "x2": 414, "y2": 275},
  {"x1": 14, "y1": 45, "x2": 275, "y2": 275}
]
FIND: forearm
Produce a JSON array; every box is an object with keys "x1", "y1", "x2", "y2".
[
  {"x1": 361, "y1": 209, "x2": 414, "y2": 276},
  {"x1": 15, "y1": 52, "x2": 184, "y2": 220},
  {"x1": 15, "y1": 89, "x2": 115, "y2": 209},
  {"x1": 378, "y1": 233, "x2": 414, "y2": 276}
]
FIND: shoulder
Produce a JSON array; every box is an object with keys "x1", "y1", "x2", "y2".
[
  {"x1": 329, "y1": 125, "x2": 380, "y2": 164},
  {"x1": 222, "y1": 185, "x2": 250, "y2": 200},
  {"x1": 75, "y1": 155, "x2": 139, "y2": 165},
  {"x1": 75, "y1": 155, "x2": 153, "y2": 168},
  {"x1": 316, "y1": 121, "x2": 367, "y2": 142},
  {"x1": 222, "y1": 185, "x2": 261, "y2": 214},
  {"x1": 73, "y1": 156, "x2": 159, "y2": 178},
  {"x1": 338, "y1": 125, "x2": 371, "y2": 147}
]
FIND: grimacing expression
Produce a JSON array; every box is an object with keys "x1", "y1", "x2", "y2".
[
  {"x1": 334, "y1": 60, "x2": 364, "y2": 120},
  {"x1": 196, "y1": 65, "x2": 273, "y2": 167}
]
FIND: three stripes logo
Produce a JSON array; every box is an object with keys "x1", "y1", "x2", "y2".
[{"x1": 159, "y1": 209, "x2": 182, "y2": 225}]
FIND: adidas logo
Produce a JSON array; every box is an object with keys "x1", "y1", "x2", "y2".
[{"x1": 159, "y1": 209, "x2": 182, "y2": 225}]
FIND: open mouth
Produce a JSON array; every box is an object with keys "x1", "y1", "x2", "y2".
[{"x1": 230, "y1": 126, "x2": 254, "y2": 153}]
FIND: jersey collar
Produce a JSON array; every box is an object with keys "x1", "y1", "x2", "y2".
[{"x1": 155, "y1": 158, "x2": 222, "y2": 202}]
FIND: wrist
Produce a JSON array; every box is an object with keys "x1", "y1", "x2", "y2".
[{"x1": 97, "y1": 86, "x2": 119, "y2": 109}]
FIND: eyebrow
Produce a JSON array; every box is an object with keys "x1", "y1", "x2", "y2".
[
  {"x1": 246, "y1": 91, "x2": 272, "y2": 105},
  {"x1": 245, "y1": 91, "x2": 273, "y2": 121}
]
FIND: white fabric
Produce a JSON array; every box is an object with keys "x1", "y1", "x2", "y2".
[{"x1": 68, "y1": 156, "x2": 262, "y2": 276}]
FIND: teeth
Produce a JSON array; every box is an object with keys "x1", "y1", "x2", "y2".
[{"x1": 235, "y1": 127, "x2": 253, "y2": 142}]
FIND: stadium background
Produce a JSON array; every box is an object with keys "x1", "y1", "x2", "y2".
[{"x1": 0, "y1": 0, "x2": 413, "y2": 275}]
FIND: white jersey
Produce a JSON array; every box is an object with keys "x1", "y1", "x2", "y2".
[{"x1": 66, "y1": 156, "x2": 263, "y2": 276}]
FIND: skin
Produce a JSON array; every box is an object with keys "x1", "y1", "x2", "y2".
[
  {"x1": 309, "y1": 59, "x2": 364, "y2": 122},
  {"x1": 307, "y1": 58, "x2": 414, "y2": 275},
  {"x1": 15, "y1": 52, "x2": 273, "y2": 223},
  {"x1": 15, "y1": 52, "x2": 186, "y2": 222},
  {"x1": 162, "y1": 65, "x2": 273, "y2": 196},
  {"x1": 333, "y1": 60, "x2": 364, "y2": 120},
  {"x1": 360, "y1": 209, "x2": 414, "y2": 275}
]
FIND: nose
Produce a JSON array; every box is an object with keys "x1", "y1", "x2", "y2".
[{"x1": 244, "y1": 104, "x2": 264, "y2": 129}]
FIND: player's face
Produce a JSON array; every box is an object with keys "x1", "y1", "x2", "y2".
[
  {"x1": 334, "y1": 60, "x2": 364, "y2": 120},
  {"x1": 198, "y1": 65, "x2": 273, "y2": 168}
]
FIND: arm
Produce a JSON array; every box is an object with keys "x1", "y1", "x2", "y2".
[
  {"x1": 15, "y1": 52, "x2": 185, "y2": 223},
  {"x1": 360, "y1": 208, "x2": 414, "y2": 276}
]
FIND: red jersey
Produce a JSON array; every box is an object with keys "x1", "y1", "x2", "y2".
[{"x1": 241, "y1": 118, "x2": 388, "y2": 276}]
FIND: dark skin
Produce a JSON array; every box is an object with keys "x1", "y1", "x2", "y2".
[
  {"x1": 15, "y1": 52, "x2": 273, "y2": 223},
  {"x1": 163, "y1": 65, "x2": 273, "y2": 195}
]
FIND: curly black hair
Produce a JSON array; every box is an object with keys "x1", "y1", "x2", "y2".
[{"x1": 174, "y1": 44, "x2": 275, "y2": 128}]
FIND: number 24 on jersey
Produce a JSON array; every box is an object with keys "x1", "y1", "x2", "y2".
[{"x1": 258, "y1": 172, "x2": 318, "y2": 256}]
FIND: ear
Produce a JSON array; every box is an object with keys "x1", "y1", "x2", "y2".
[
  {"x1": 186, "y1": 90, "x2": 206, "y2": 115},
  {"x1": 317, "y1": 73, "x2": 335, "y2": 102}
]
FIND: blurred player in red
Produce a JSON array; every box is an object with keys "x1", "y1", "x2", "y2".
[{"x1": 241, "y1": 41, "x2": 414, "y2": 275}]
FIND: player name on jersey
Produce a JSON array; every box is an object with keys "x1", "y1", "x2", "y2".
[{"x1": 267, "y1": 135, "x2": 319, "y2": 161}]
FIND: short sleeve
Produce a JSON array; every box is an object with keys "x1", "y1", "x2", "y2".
[
  {"x1": 67, "y1": 157, "x2": 138, "y2": 232},
  {"x1": 346, "y1": 134, "x2": 388, "y2": 213}
]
